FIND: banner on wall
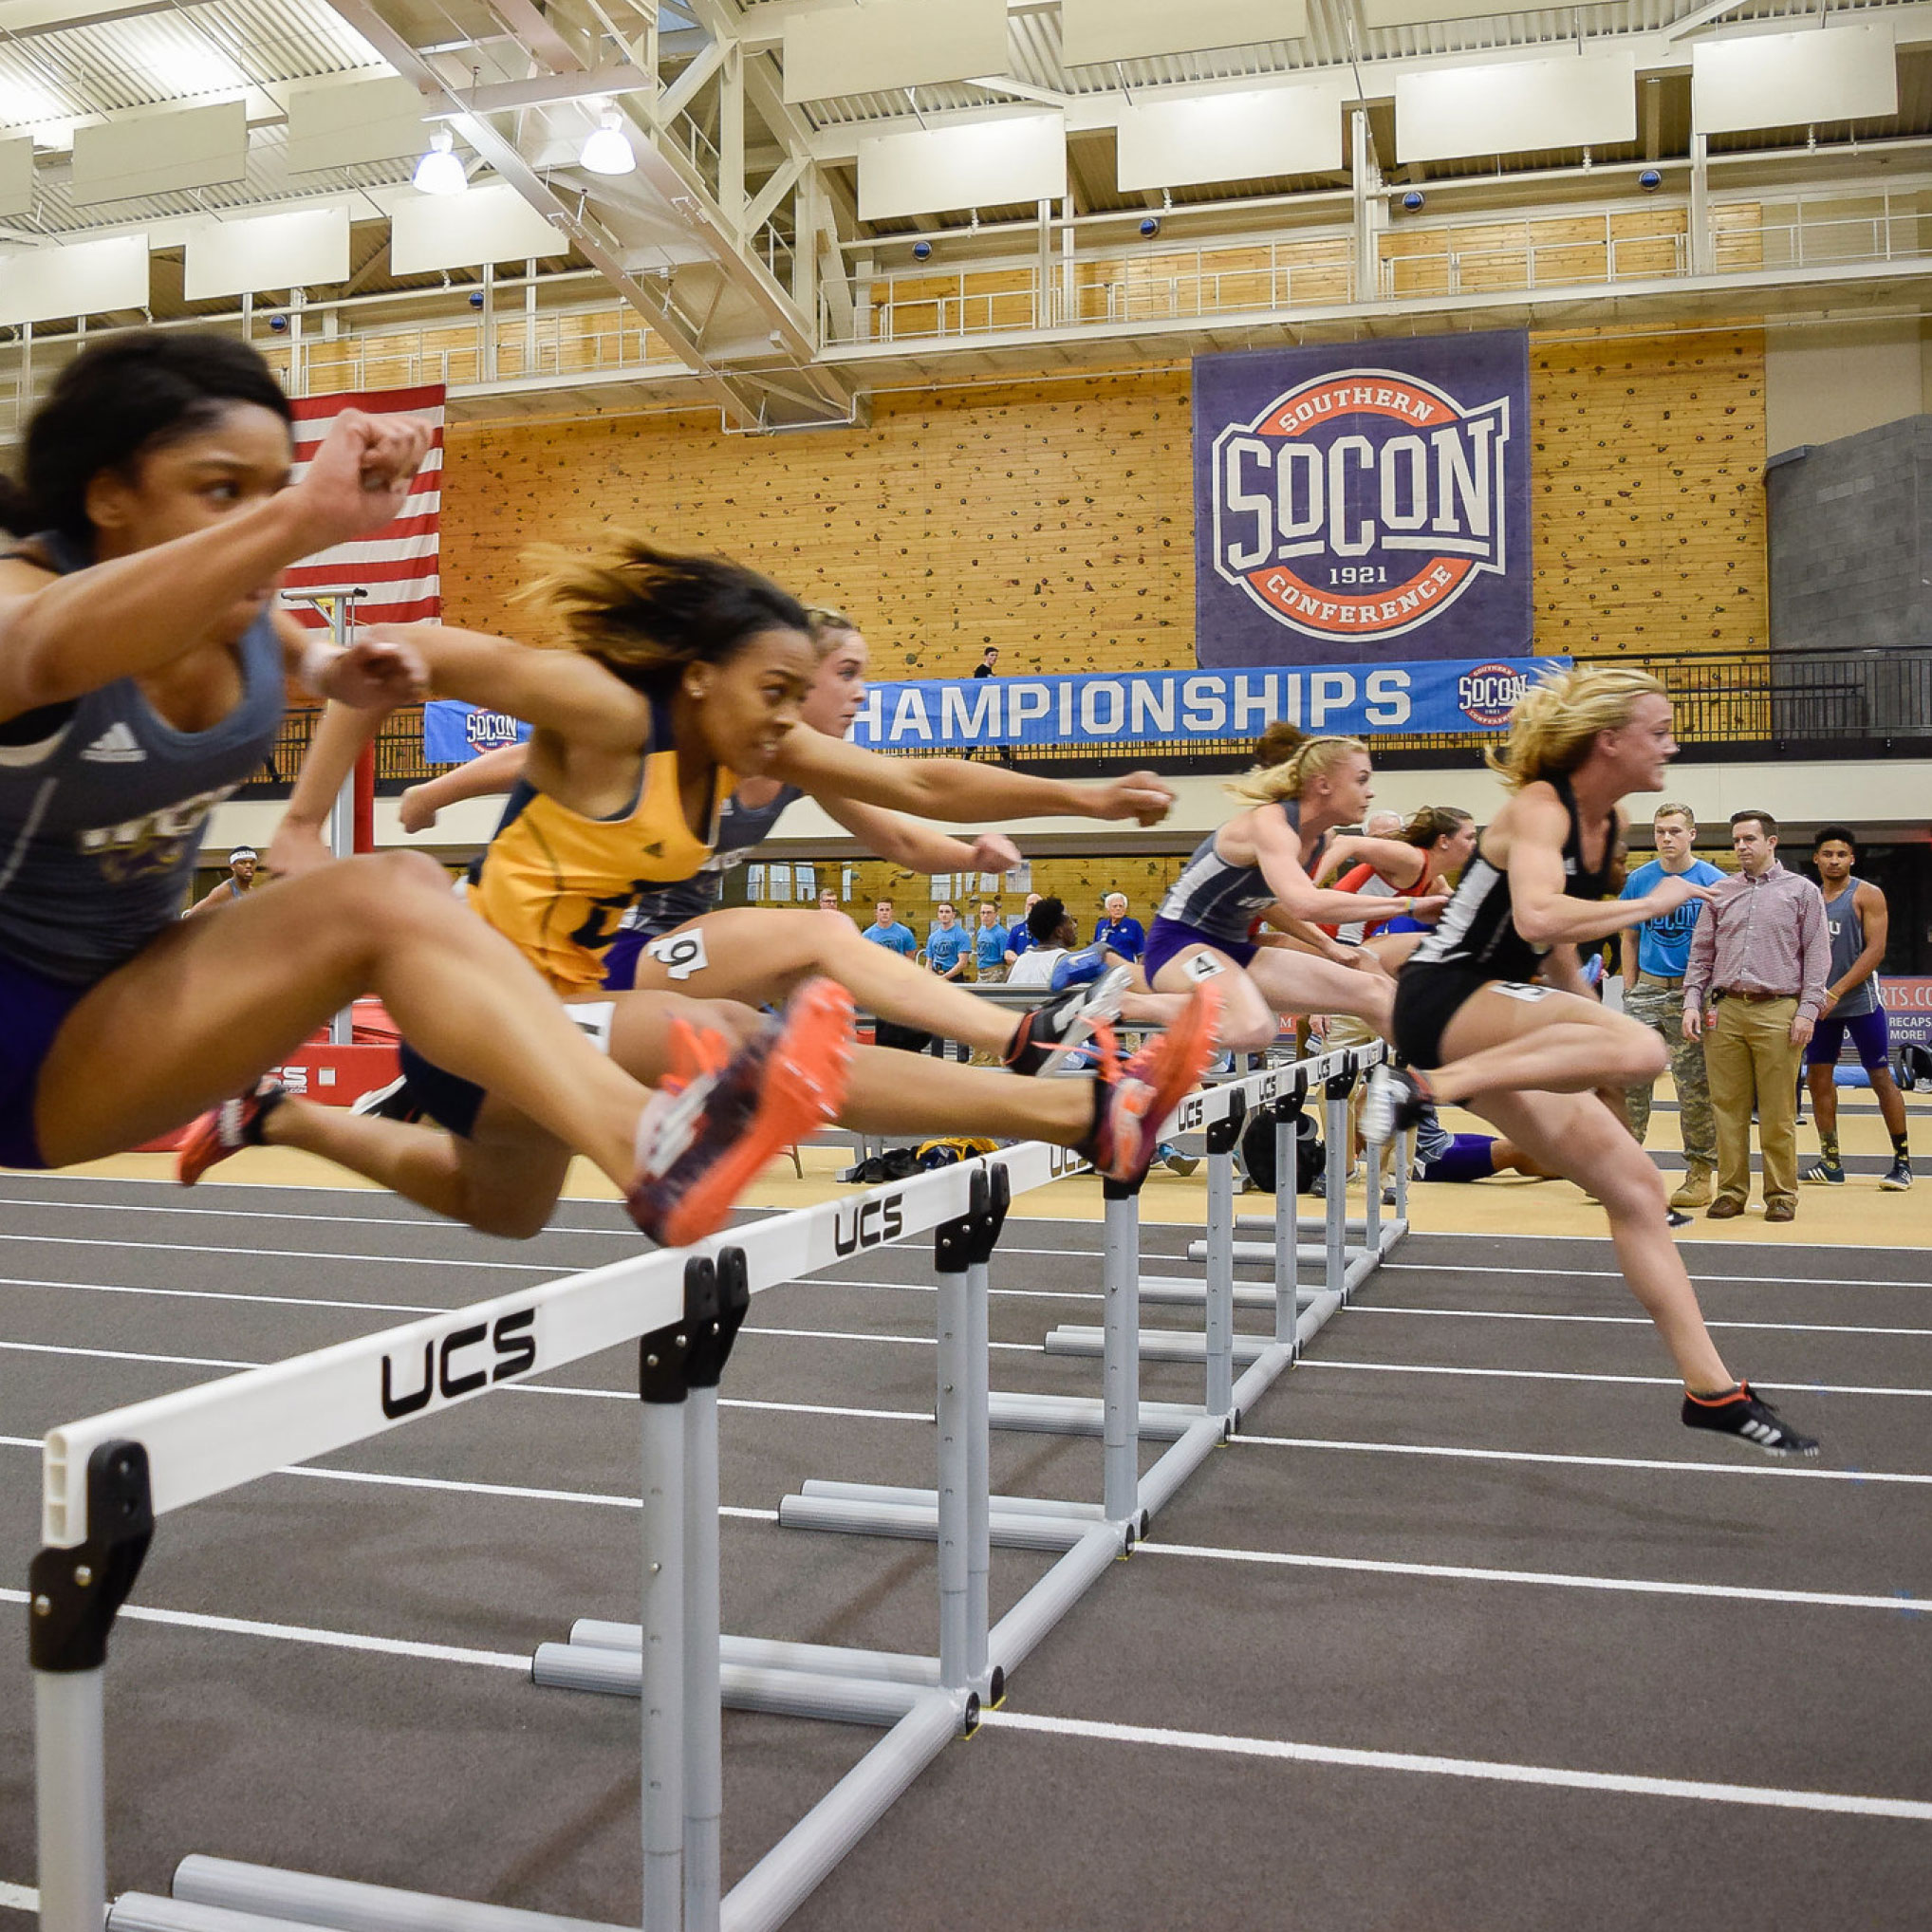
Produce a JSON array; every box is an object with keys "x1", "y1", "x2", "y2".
[
  {"x1": 1881, "y1": 977, "x2": 1932, "y2": 1053},
  {"x1": 423, "y1": 700, "x2": 532, "y2": 764},
  {"x1": 1193, "y1": 331, "x2": 1533, "y2": 668},
  {"x1": 849, "y1": 657, "x2": 1563, "y2": 752}
]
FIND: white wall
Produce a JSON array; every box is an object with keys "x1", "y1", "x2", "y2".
[{"x1": 1764, "y1": 320, "x2": 1925, "y2": 455}]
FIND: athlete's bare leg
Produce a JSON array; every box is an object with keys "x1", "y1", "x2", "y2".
[
  {"x1": 1150, "y1": 939, "x2": 1392, "y2": 1051},
  {"x1": 1421, "y1": 986, "x2": 1665, "y2": 1108},
  {"x1": 1465, "y1": 1086, "x2": 1732, "y2": 1391},
  {"x1": 840, "y1": 1047, "x2": 1094, "y2": 1141},
  {"x1": 37, "y1": 852, "x2": 652, "y2": 1182}
]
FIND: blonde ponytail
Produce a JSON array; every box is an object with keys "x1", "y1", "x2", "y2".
[
  {"x1": 1486, "y1": 665, "x2": 1666, "y2": 790},
  {"x1": 1228, "y1": 730, "x2": 1367, "y2": 806}
]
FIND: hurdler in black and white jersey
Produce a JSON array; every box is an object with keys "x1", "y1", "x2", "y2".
[
  {"x1": 1363, "y1": 664, "x2": 1819, "y2": 1457},
  {"x1": 0, "y1": 328, "x2": 845, "y2": 1247}
]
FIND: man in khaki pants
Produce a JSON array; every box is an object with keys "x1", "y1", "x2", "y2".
[{"x1": 1682, "y1": 810, "x2": 1829, "y2": 1223}]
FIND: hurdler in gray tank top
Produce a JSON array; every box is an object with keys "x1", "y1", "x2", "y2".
[
  {"x1": 1822, "y1": 879, "x2": 1879, "y2": 1017},
  {"x1": 0, "y1": 530, "x2": 287, "y2": 986}
]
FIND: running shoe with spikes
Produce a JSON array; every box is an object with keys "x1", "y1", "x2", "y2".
[
  {"x1": 626, "y1": 977, "x2": 855, "y2": 1249},
  {"x1": 1800, "y1": 1154, "x2": 1845, "y2": 1185},
  {"x1": 1881, "y1": 1157, "x2": 1913, "y2": 1192},
  {"x1": 1361, "y1": 1065, "x2": 1436, "y2": 1145},
  {"x1": 176, "y1": 1082, "x2": 288, "y2": 1185},
  {"x1": 1004, "y1": 965, "x2": 1133, "y2": 1078},
  {"x1": 1681, "y1": 1381, "x2": 1819, "y2": 1458},
  {"x1": 1079, "y1": 980, "x2": 1223, "y2": 1184}
]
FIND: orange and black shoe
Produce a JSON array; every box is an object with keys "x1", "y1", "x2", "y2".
[
  {"x1": 1079, "y1": 980, "x2": 1224, "y2": 1184},
  {"x1": 1004, "y1": 966, "x2": 1132, "y2": 1077},
  {"x1": 626, "y1": 977, "x2": 856, "y2": 1249},
  {"x1": 176, "y1": 1082, "x2": 288, "y2": 1186},
  {"x1": 1681, "y1": 1381, "x2": 1819, "y2": 1458}
]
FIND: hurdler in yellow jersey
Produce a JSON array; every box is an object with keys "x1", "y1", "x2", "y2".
[{"x1": 470, "y1": 695, "x2": 730, "y2": 995}]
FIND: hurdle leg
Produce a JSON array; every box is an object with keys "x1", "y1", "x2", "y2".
[
  {"x1": 1202, "y1": 1093, "x2": 1247, "y2": 1420},
  {"x1": 1273, "y1": 1086, "x2": 1305, "y2": 1355},
  {"x1": 1101, "y1": 1177, "x2": 1142, "y2": 1529},
  {"x1": 1323, "y1": 1065, "x2": 1355, "y2": 1298}
]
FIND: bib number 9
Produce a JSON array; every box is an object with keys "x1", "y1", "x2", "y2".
[{"x1": 645, "y1": 929, "x2": 711, "y2": 982}]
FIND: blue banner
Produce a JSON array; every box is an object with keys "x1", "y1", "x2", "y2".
[
  {"x1": 423, "y1": 700, "x2": 532, "y2": 764},
  {"x1": 1193, "y1": 331, "x2": 1533, "y2": 668},
  {"x1": 849, "y1": 658, "x2": 1564, "y2": 752}
]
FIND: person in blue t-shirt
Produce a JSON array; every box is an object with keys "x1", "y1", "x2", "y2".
[
  {"x1": 972, "y1": 901, "x2": 1010, "y2": 982},
  {"x1": 924, "y1": 902, "x2": 971, "y2": 980},
  {"x1": 1091, "y1": 892, "x2": 1146, "y2": 964},
  {"x1": 1616, "y1": 802, "x2": 1726, "y2": 1208},
  {"x1": 862, "y1": 898, "x2": 917, "y2": 958}
]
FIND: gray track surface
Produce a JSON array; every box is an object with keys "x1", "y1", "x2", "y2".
[{"x1": 2, "y1": 1176, "x2": 1927, "y2": 1931}]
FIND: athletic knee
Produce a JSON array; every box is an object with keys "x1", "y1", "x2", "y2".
[
  {"x1": 326, "y1": 851, "x2": 468, "y2": 946},
  {"x1": 1594, "y1": 1138, "x2": 1668, "y2": 1218},
  {"x1": 1622, "y1": 1029, "x2": 1670, "y2": 1086},
  {"x1": 463, "y1": 1180, "x2": 554, "y2": 1240},
  {"x1": 697, "y1": 998, "x2": 764, "y2": 1047}
]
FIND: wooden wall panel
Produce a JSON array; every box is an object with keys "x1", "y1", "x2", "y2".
[{"x1": 440, "y1": 325, "x2": 1769, "y2": 670}]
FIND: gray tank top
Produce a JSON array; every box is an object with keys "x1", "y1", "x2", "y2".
[
  {"x1": 616, "y1": 782, "x2": 804, "y2": 938},
  {"x1": 1822, "y1": 879, "x2": 1879, "y2": 1016},
  {"x1": 0, "y1": 530, "x2": 286, "y2": 985},
  {"x1": 1157, "y1": 798, "x2": 1302, "y2": 943}
]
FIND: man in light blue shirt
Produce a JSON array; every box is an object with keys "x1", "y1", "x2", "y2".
[
  {"x1": 924, "y1": 902, "x2": 971, "y2": 981},
  {"x1": 862, "y1": 898, "x2": 917, "y2": 958},
  {"x1": 972, "y1": 902, "x2": 1010, "y2": 982},
  {"x1": 1617, "y1": 802, "x2": 1726, "y2": 1207}
]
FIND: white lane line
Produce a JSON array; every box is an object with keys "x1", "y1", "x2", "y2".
[
  {"x1": 0, "y1": 1338, "x2": 253, "y2": 1370},
  {"x1": 0, "y1": 1882, "x2": 39, "y2": 1914},
  {"x1": 0, "y1": 1586, "x2": 528, "y2": 1672},
  {"x1": 975, "y1": 1708, "x2": 1932, "y2": 1821},
  {"x1": 721, "y1": 1396, "x2": 930, "y2": 1423},
  {"x1": 0, "y1": 1194, "x2": 637, "y2": 1241},
  {"x1": 740, "y1": 1325, "x2": 1037, "y2": 1353},
  {"x1": 0, "y1": 1273, "x2": 445, "y2": 1317},
  {"x1": 1383, "y1": 1261, "x2": 1932, "y2": 1293},
  {"x1": 793, "y1": 1277, "x2": 1104, "y2": 1305},
  {"x1": 1352, "y1": 1306, "x2": 1932, "y2": 1341},
  {"x1": 1302, "y1": 1360, "x2": 1932, "y2": 1399},
  {"x1": 1232, "y1": 1434, "x2": 1932, "y2": 1485},
  {"x1": 1415, "y1": 1229, "x2": 1932, "y2": 1258},
  {"x1": 0, "y1": 1231, "x2": 549, "y2": 1271},
  {"x1": 1137, "y1": 1540, "x2": 1927, "y2": 1614}
]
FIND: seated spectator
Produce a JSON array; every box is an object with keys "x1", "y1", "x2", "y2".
[
  {"x1": 1007, "y1": 897, "x2": 1078, "y2": 989},
  {"x1": 862, "y1": 897, "x2": 917, "y2": 958},
  {"x1": 1091, "y1": 892, "x2": 1145, "y2": 964},
  {"x1": 973, "y1": 901, "x2": 1010, "y2": 982},
  {"x1": 1005, "y1": 892, "x2": 1046, "y2": 964}
]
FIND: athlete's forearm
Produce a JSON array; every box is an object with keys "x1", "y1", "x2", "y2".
[
  {"x1": 281, "y1": 700, "x2": 383, "y2": 833},
  {"x1": 416, "y1": 742, "x2": 529, "y2": 813}
]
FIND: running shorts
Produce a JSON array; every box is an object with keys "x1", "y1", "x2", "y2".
[
  {"x1": 1417, "y1": 1134, "x2": 1497, "y2": 1185},
  {"x1": 1805, "y1": 1006, "x2": 1891, "y2": 1070},
  {"x1": 0, "y1": 949, "x2": 89, "y2": 1169},
  {"x1": 1142, "y1": 915, "x2": 1258, "y2": 983},
  {"x1": 1390, "y1": 963, "x2": 1493, "y2": 1070}
]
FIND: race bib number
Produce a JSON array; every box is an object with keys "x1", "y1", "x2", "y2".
[
  {"x1": 1183, "y1": 951, "x2": 1228, "y2": 983},
  {"x1": 644, "y1": 929, "x2": 711, "y2": 982},
  {"x1": 1492, "y1": 982, "x2": 1553, "y2": 1004},
  {"x1": 566, "y1": 1000, "x2": 616, "y2": 1054}
]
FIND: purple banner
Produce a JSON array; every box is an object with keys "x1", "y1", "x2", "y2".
[{"x1": 1193, "y1": 330, "x2": 1533, "y2": 667}]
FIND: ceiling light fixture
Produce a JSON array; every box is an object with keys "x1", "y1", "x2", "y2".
[
  {"x1": 412, "y1": 126, "x2": 468, "y2": 195},
  {"x1": 580, "y1": 109, "x2": 636, "y2": 176}
]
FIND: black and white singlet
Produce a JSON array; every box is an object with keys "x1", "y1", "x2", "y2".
[
  {"x1": 1156, "y1": 799, "x2": 1303, "y2": 945},
  {"x1": 1393, "y1": 774, "x2": 1616, "y2": 1067}
]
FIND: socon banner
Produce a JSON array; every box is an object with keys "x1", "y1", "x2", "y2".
[
  {"x1": 849, "y1": 658, "x2": 1562, "y2": 752},
  {"x1": 423, "y1": 700, "x2": 532, "y2": 764},
  {"x1": 1193, "y1": 330, "x2": 1533, "y2": 667}
]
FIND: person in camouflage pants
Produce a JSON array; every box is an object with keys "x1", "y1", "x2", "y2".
[{"x1": 1616, "y1": 804, "x2": 1724, "y2": 1208}]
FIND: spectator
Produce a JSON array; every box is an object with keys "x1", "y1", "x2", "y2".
[
  {"x1": 1005, "y1": 892, "x2": 1046, "y2": 965},
  {"x1": 925, "y1": 902, "x2": 970, "y2": 981},
  {"x1": 972, "y1": 647, "x2": 1000, "y2": 679},
  {"x1": 973, "y1": 901, "x2": 1010, "y2": 983},
  {"x1": 183, "y1": 845, "x2": 261, "y2": 918},
  {"x1": 817, "y1": 887, "x2": 854, "y2": 924},
  {"x1": 1805, "y1": 825, "x2": 1912, "y2": 1191},
  {"x1": 861, "y1": 897, "x2": 917, "y2": 959},
  {"x1": 1683, "y1": 810, "x2": 1829, "y2": 1224},
  {"x1": 1007, "y1": 897, "x2": 1078, "y2": 990},
  {"x1": 1617, "y1": 802, "x2": 1726, "y2": 1208},
  {"x1": 1091, "y1": 892, "x2": 1145, "y2": 965}
]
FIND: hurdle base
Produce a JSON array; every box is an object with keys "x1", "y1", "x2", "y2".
[
  {"x1": 776, "y1": 1493, "x2": 1112, "y2": 1553},
  {"x1": 533, "y1": 1645, "x2": 935, "y2": 1726},
  {"x1": 1138, "y1": 1277, "x2": 1325, "y2": 1310},
  {"x1": 986, "y1": 1391, "x2": 1206, "y2": 1440}
]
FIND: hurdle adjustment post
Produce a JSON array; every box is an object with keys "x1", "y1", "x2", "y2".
[
  {"x1": 1202, "y1": 1090, "x2": 1247, "y2": 1421},
  {"x1": 1322, "y1": 1063, "x2": 1357, "y2": 1299},
  {"x1": 682, "y1": 1247, "x2": 750, "y2": 1932},
  {"x1": 1101, "y1": 1173, "x2": 1143, "y2": 1532},
  {"x1": 933, "y1": 1165, "x2": 1004, "y2": 1695},
  {"x1": 639, "y1": 1257, "x2": 715, "y2": 1932},
  {"x1": 32, "y1": 1440, "x2": 153, "y2": 1932},
  {"x1": 1362, "y1": 1051, "x2": 1384, "y2": 1257},
  {"x1": 1272, "y1": 1072, "x2": 1308, "y2": 1354}
]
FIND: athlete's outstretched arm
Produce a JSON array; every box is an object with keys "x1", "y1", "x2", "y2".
[
  {"x1": 400, "y1": 742, "x2": 530, "y2": 832},
  {"x1": 373, "y1": 622, "x2": 654, "y2": 752},
  {"x1": 1249, "y1": 809, "x2": 1439, "y2": 927},
  {"x1": 0, "y1": 411, "x2": 431, "y2": 721},
  {"x1": 821, "y1": 795, "x2": 1021, "y2": 877},
  {"x1": 1508, "y1": 794, "x2": 1709, "y2": 947},
  {"x1": 773, "y1": 727, "x2": 1174, "y2": 827},
  {"x1": 1313, "y1": 835, "x2": 1429, "y2": 889}
]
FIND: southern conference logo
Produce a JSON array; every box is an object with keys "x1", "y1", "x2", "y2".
[
  {"x1": 1457, "y1": 659, "x2": 1538, "y2": 729},
  {"x1": 1211, "y1": 366, "x2": 1510, "y2": 645}
]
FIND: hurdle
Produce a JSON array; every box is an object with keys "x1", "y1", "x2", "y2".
[{"x1": 30, "y1": 1055, "x2": 1410, "y2": 1932}]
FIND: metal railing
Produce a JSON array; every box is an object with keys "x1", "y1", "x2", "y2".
[{"x1": 243, "y1": 644, "x2": 1932, "y2": 800}]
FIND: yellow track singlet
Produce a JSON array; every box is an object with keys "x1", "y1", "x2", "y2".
[{"x1": 470, "y1": 702, "x2": 732, "y2": 995}]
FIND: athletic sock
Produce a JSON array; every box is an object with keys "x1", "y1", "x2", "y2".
[
  {"x1": 1819, "y1": 1132, "x2": 1840, "y2": 1162},
  {"x1": 1892, "y1": 1131, "x2": 1910, "y2": 1160},
  {"x1": 1686, "y1": 1382, "x2": 1741, "y2": 1403}
]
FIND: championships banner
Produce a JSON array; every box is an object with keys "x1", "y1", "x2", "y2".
[
  {"x1": 1193, "y1": 331, "x2": 1533, "y2": 668},
  {"x1": 847, "y1": 657, "x2": 1563, "y2": 752}
]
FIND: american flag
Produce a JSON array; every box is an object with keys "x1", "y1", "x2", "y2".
[{"x1": 280, "y1": 383, "x2": 445, "y2": 632}]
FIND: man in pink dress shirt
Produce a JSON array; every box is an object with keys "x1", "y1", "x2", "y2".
[{"x1": 1682, "y1": 809, "x2": 1829, "y2": 1223}]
